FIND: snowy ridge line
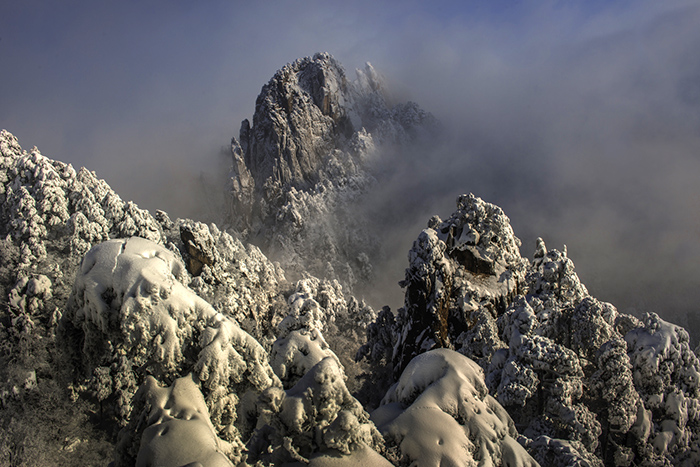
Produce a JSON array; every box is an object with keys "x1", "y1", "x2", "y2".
[{"x1": 2, "y1": 52, "x2": 700, "y2": 466}]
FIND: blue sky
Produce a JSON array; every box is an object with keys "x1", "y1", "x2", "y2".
[{"x1": 2, "y1": 0, "x2": 700, "y2": 332}]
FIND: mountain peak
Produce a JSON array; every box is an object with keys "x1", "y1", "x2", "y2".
[{"x1": 228, "y1": 54, "x2": 438, "y2": 288}]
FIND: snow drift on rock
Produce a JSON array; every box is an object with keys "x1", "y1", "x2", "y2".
[
  {"x1": 372, "y1": 348, "x2": 538, "y2": 467},
  {"x1": 117, "y1": 374, "x2": 234, "y2": 467}
]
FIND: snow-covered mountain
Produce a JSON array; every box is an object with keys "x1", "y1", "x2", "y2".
[{"x1": 1, "y1": 53, "x2": 699, "y2": 467}]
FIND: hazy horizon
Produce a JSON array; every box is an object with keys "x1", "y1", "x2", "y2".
[{"x1": 2, "y1": 0, "x2": 700, "y2": 339}]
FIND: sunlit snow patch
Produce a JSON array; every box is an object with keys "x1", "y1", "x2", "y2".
[
  {"x1": 372, "y1": 348, "x2": 539, "y2": 467},
  {"x1": 125, "y1": 374, "x2": 234, "y2": 467}
]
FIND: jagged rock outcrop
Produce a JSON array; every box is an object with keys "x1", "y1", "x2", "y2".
[
  {"x1": 228, "y1": 52, "x2": 438, "y2": 290},
  {"x1": 390, "y1": 193, "x2": 528, "y2": 378}
]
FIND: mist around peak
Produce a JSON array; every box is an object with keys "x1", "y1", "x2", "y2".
[{"x1": 2, "y1": 1, "x2": 700, "y2": 465}]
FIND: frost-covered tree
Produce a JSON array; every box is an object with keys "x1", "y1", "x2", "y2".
[
  {"x1": 58, "y1": 237, "x2": 281, "y2": 448},
  {"x1": 247, "y1": 356, "x2": 389, "y2": 466},
  {"x1": 270, "y1": 280, "x2": 341, "y2": 388},
  {"x1": 169, "y1": 219, "x2": 289, "y2": 350},
  {"x1": 624, "y1": 312, "x2": 700, "y2": 464},
  {"x1": 116, "y1": 374, "x2": 236, "y2": 467}
]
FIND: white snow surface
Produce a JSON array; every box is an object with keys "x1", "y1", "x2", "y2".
[
  {"x1": 130, "y1": 374, "x2": 234, "y2": 467},
  {"x1": 61, "y1": 236, "x2": 280, "y2": 437},
  {"x1": 373, "y1": 348, "x2": 538, "y2": 467}
]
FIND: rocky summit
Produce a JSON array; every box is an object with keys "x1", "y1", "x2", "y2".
[
  {"x1": 0, "y1": 54, "x2": 699, "y2": 467},
  {"x1": 228, "y1": 52, "x2": 437, "y2": 290}
]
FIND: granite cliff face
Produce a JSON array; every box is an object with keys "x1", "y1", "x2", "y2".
[{"x1": 228, "y1": 52, "x2": 437, "y2": 289}]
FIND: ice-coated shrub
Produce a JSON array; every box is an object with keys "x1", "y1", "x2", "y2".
[
  {"x1": 525, "y1": 436, "x2": 603, "y2": 467},
  {"x1": 172, "y1": 219, "x2": 288, "y2": 350},
  {"x1": 570, "y1": 297, "x2": 618, "y2": 360},
  {"x1": 526, "y1": 237, "x2": 587, "y2": 305},
  {"x1": 270, "y1": 287, "x2": 339, "y2": 388},
  {"x1": 392, "y1": 228, "x2": 452, "y2": 377},
  {"x1": 0, "y1": 129, "x2": 163, "y2": 268},
  {"x1": 248, "y1": 356, "x2": 387, "y2": 465},
  {"x1": 624, "y1": 312, "x2": 700, "y2": 463},
  {"x1": 8, "y1": 274, "x2": 52, "y2": 316},
  {"x1": 266, "y1": 276, "x2": 376, "y2": 394},
  {"x1": 356, "y1": 305, "x2": 396, "y2": 366},
  {"x1": 591, "y1": 338, "x2": 640, "y2": 433}
]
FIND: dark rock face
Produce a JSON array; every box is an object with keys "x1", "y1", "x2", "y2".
[
  {"x1": 229, "y1": 53, "x2": 358, "y2": 234},
  {"x1": 392, "y1": 194, "x2": 527, "y2": 378},
  {"x1": 179, "y1": 220, "x2": 218, "y2": 276},
  {"x1": 242, "y1": 53, "x2": 352, "y2": 191}
]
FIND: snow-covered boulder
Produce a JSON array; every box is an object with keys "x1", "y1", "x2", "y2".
[
  {"x1": 116, "y1": 374, "x2": 235, "y2": 467},
  {"x1": 373, "y1": 348, "x2": 538, "y2": 466},
  {"x1": 179, "y1": 219, "x2": 221, "y2": 276},
  {"x1": 59, "y1": 237, "x2": 280, "y2": 440}
]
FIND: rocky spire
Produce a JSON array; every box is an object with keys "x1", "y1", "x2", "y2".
[{"x1": 227, "y1": 53, "x2": 438, "y2": 289}]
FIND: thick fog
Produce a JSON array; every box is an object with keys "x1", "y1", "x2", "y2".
[{"x1": 2, "y1": 0, "x2": 699, "y2": 337}]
